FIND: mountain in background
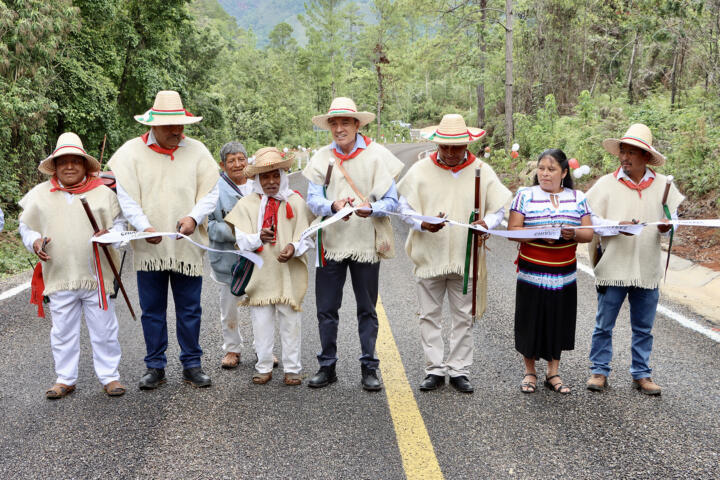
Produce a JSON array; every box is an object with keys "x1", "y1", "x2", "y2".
[{"x1": 214, "y1": 0, "x2": 372, "y2": 46}]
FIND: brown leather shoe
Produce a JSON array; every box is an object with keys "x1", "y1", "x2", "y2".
[
  {"x1": 46, "y1": 383, "x2": 76, "y2": 399},
  {"x1": 633, "y1": 377, "x2": 661, "y2": 396},
  {"x1": 103, "y1": 380, "x2": 126, "y2": 397},
  {"x1": 586, "y1": 374, "x2": 608, "y2": 392},
  {"x1": 221, "y1": 352, "x2": 241, "y2": 369},
  {"x1": 284, "y1": 373, "x2": 302, "y2": 386},
  {"x1": 252, "y1": 372, "x2": 272, "y2": 384}
]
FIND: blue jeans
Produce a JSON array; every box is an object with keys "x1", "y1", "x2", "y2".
[
  {"x1": 589, "y1": 286, "x2": 659, "y2": 380},
  {"x1": 137, "y1": 271, "x2": 203, "y2": 369}
]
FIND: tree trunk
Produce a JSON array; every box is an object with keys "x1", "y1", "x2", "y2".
[
  {"x1": 477, "y1": 0, "x2": 487, "y2": 127},
  {"x1": 670, "y1": 39, "x2": 678, "y2": 109},
  {"x1": 376, "y1": 65, "x2": 383, "y2": 139},
  {"x1": 627, "y1": 32, "x2": 639, "y2": 104},
  {"x1": 504, "y1": 0, "x2": 514, "y2": 146}
]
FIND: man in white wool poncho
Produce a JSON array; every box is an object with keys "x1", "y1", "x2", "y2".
[
  {"x1": 302, "y1": 97, "x2": 404, "y2": 391},
  {"x1": 109, "y1": 91, "x2": 219, "y2": 390},
  {"x1": 398, "y1": 114, "x2": 511, "y2": 393}
]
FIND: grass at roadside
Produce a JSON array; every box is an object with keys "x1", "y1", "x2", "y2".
[{"x1": 0, "y1": 218, "x2": 36, "y2": 279}]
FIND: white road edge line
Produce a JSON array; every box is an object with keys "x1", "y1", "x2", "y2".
[
  {"x1": 0, "y1": 281, "x2": 31, "y2": 301},
  {"x1": 501, "y1": 220, "x2": 720, "y2": 343}
]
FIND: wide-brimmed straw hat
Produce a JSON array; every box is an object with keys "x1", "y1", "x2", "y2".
[
  {"x1": 311, "y1": 97, "x2": 375, "y2": 130},
  {"x1": 244, "y1": 147, "x2": 295, "y2": 177},
  {"x1": 134, "y1": 90, "x2": 203, "y2": 126},
  {"x1": 39, "y1": 132, "x2": 101, "y2": 175},
  {"x1": 421, "y1": 114, "x2": 486, "y2": 145},
  {"x1": 602, "y1": 123, "x2": 665, "y2": 166}
]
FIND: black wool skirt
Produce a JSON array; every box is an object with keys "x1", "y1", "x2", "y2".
[{"x1": 514, "y1": 258, "x2": 577, "y2": 361}]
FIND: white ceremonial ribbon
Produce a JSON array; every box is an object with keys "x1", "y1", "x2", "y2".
[
  {"x1": 298, "y1": 205, "x2": 356, "y2": 243},
  {"x1": 646, "y1": 219, "x2": 720, "y2": 228},
  {"x1": 91, "y1": 230, "x2": 264, "y2": 268}
]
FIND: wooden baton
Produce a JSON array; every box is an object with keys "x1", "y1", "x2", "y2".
[
  {"x1": 80, "y1": 196, "x2": 136, "y2": 320},
  {"x1": 471, "y1": 167, "x2": 481, "y2": 320}
]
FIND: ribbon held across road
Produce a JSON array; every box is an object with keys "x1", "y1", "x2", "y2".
[{"x1": 91, "y1": 230, "x2": 264, "y2": 268}]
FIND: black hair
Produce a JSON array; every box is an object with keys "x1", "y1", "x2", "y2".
[{"x1": 532, "y1": 148, "x2": 574, "y2": 189}]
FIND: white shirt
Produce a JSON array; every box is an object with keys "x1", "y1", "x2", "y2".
[{"x1": 115, "y1": 130, "x2": 219, "y2": 231}]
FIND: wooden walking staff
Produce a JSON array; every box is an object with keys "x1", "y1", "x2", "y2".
[
  {"x1": 79, "y1": 196, "x2": 137, "y2": 320},
  {"x1": 471, "y1": 167, "x2": 481, "y2": 321},
  {"x1": 661, "y1": 175, "x2": 675, "y2": 279},
  {"x1": 316, "y1": 158, "x2": 335, "y2": 267}
]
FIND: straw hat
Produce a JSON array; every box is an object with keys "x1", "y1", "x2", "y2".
[
  {"x1": 244, "y1": 147, "x2": 295, "y2": 177},
  {"x1": 602, "y1": 123, "x2": 665, "y2": 166},
  {"x1": 134, "y1": 90, "x2": 202, "y2": 126},
  {"x1": 39, "y1": 132, "x2": 101, "y2": 175},
  {"x1": 421, "y1": 114, "x2": 486, "y2": 145},
  {"x1": 311, "y1": 97, "x2": 375, "y2": 130}
]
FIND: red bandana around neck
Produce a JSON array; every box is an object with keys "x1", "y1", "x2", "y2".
[
  {"x1": 614, "y1": 167, "x2": 655, "y2": 198},
  {"x1": 50, "y1": 175, "x2": 105, "y2": 194},
  {"x1": 431, "y1": 151, "x2": 477, "y2": 173},
  {"x1": 332, "y1": 135, "x2": 372, "y2": 164},
  {"x1": 141, "y1": 131, "x2": 185, "y2": 160}
]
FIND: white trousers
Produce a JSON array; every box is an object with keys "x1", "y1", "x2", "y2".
[
  {"x1": 48, "y1": 289, "x2": 121, "y2": 386},
  {"x1": 250, "y1": 304, "x2": 301, "y2": 374},
  {"x1": 416, "y1": 274, "x2": 474, "y2": 377},
  {"x1": 218, "y1": 282, "x2": 244, "y2": 353}
]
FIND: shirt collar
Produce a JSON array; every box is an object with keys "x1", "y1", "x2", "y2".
[
  {"x1": 331, "y1": 133, "x2": 365, "y2": 156},
  {"x1": 616, "y1": 166, "x2": 655, "y2": 185},
  {"x1": 147, "y1": 129, "x2": 187, "y2": 147}
]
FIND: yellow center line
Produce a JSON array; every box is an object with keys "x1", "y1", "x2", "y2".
[{"x1": 376, "y1": 296, "x2": 444, "y2": 480}]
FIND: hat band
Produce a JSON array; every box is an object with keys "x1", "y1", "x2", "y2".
[
  {"x1": 327, "y1": 108, "x2": 357, "y2": 114},
  {"x1": 621, "y1": 135, "x2": 655, "y2": 152},
  {"x1": 428, "y1": 129, "x2": 485, "y2": 141},
  {"x1": 53, "y1": 144, "x2": 87, "y2": 155},
  {"x1": 138, "y1": 108, "x2": 193, "y2": 123}
]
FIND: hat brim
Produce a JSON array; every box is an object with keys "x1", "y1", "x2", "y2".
[
  {"x1": 311, "y1": 112, "x2": 375, "y2": 130},
  {"x1": 602, "y1": 138, "x2": 665, "y2": 166},
  {"x1": 244, "y1": 155, "x2": 295, "y2": 177},
  {"x1": 134, "y1": 114, "x2": 203, "y2": 126},
  {"x1": 420, "y1": 125, "x2": 486, "y2": 145},
  {"x1": 38, "y1": 148, "x2": 101, "y2": 175}
]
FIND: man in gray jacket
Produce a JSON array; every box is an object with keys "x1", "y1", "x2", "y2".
[{"x1": 208, "y1": 142, "x2": 254, "y2": 369}]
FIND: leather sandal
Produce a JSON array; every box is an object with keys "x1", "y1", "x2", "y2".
[
  {"x1": 283, "y1": 373, "x2": 302, "y2": 386},
  {"x1": 46, "y1": 383, "x2": 76, "y2": 399},
  {"x1": 520, "y1": 373, "x2": 537, "y2": 394},
  {"x1": 252, "y1": 372, "x2": 272, "y2": 384},
  {"x1": 103, "y1": 380, "x2": 126, "y2": 397},
  {"x1": 544, "y1": 375, "x2": 571, "y2": 394}
]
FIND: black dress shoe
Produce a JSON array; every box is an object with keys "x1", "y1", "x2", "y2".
[
  {"x1": 138, "y1": 368, "x2": 166, "y2": 390},
  {"x1": 308, "y1": 365, "x2": 337, "y2": 388},
  {"x1": 183, "y1": 367, "x2": 212, "y2": 388},
  {"x1": 419, "y1": 374, "x2": 445, "y2": 391},
  {"x1": 361, "y1": 367, "x2": 382, "y2": 392},
  {"x1": 449, "y1": 375, "x2": 474, "y2": 393}
]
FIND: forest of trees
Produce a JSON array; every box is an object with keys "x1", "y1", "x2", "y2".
[{"x1": 1, "y1": 0, "x2": 720, "y2": 272}]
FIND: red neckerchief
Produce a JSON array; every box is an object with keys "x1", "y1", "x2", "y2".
[
  {"x1": 431, "y1": 151, "x2": 476, "y2": 173},
  {"x1": 332, "y1": 135, "x2": 372, "y2": 164},
  {"x1": 30, "y1": 262, "x2": 45, "y2": 318},
  {"x1": 50, "y1": 175, "x2": 105, "y2": 194},
  {"x1": 614, "y1": 167, "x2": 655, "y2": 198},
  {"x1": 256, "y1": 193, "x2": 298, "y2": 252},
  {"x1": 141, "y1": 131, "x2": 185, "y2": 160}
]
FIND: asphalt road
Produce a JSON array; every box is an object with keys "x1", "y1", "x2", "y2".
[{"x1": 1, "y1": 142, "x2": 719, "y2": 479}]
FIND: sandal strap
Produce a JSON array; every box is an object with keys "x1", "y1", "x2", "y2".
[
  {"x1": 523, "y1": 373, "x2": 537, "y2": 378},
  {"x1": 546, "y1": 374, "x2": 560, "y2": 381}
]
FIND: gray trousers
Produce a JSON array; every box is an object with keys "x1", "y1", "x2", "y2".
[{"x1": 416, "y1": 273, "x2": 474, "y2": 377}]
